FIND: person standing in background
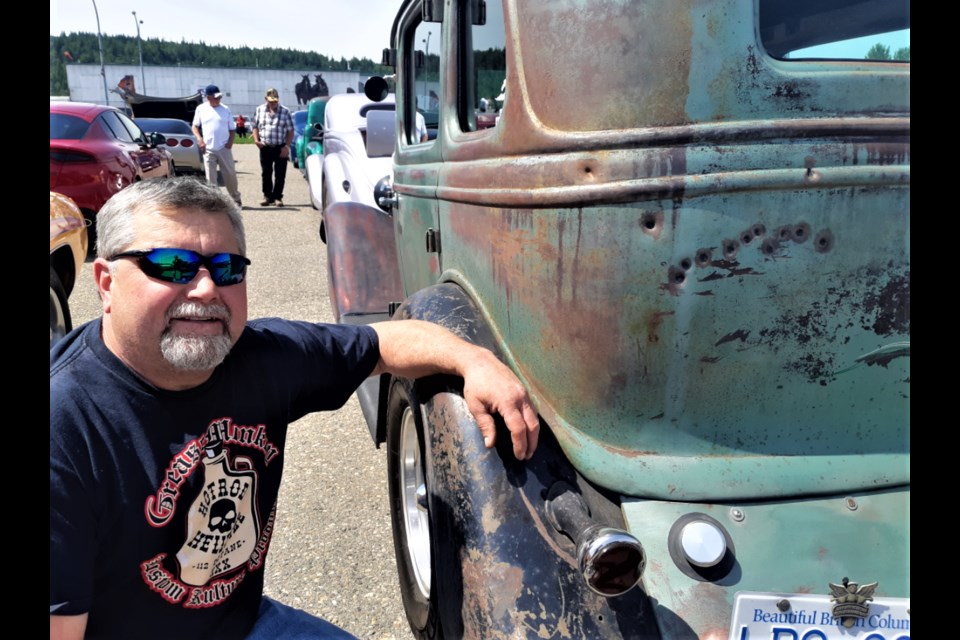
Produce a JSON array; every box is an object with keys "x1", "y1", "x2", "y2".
[
  {"x1": 191, "y1": 84, "x2": 242, "y2": 207},
  {"x1": 251, "y1": 88, "x2": 294, "y2": 207}
]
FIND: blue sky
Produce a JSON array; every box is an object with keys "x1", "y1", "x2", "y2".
[
  {"x1": 51, "y1": 1, "x2": 909, "y2": 63},
  {"x1": 50, "y1": 0, "x2": 402, "y2": 62},
  {"x1": 792, "y1": 30, "x2": 910, "y2": 59}
]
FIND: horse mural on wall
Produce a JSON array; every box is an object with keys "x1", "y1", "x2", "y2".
[{"x1": 295, "y1": 73, "x2": 330, "y2": 105}]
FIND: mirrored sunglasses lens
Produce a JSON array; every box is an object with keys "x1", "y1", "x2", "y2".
[
  {"x1": 207, "y1": 253, "x2": 247, "y2": 286},
  {"x1": 143, "y1": 249, "x2": 201, "y2": 284}
]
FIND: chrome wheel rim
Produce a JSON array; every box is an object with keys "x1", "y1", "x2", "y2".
[{"x1": 400, "y1": 405, "x2": 431, "y2": 598}]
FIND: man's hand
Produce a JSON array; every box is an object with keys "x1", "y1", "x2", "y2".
[
  {"x1": 371, "y1": 320, "x2": 541, "y2": 460},
  {"x1": 461, "y1": 349, "x2": 540, "y2": 460}
]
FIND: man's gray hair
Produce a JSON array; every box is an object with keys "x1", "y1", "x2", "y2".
[{"x1": 95, "y1": 177, "x2": 246, "y2": 259}]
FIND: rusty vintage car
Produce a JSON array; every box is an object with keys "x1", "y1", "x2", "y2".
[
  {"x1": 50, "y1": 191, "x2": 89, "y2": 348},
  {"x1": 322, "y1": 1, "x2": 910, "y2": 638}
]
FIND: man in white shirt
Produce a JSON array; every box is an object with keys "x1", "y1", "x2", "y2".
[
  {"x1": 415, "y1": 111, "x2": 429, "y2": 143},
  {"x1": 191, "y1": 84, "x2": 242, "y2": 207}
]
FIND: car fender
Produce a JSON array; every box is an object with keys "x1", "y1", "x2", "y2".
[
  {"x1": 389, "y1": 283, "x2": 661, "y2": 638},
  {"x1": 322, "y1": 201, "x2": 403, "y2": 325},
  {"x1": 305, "y1": 152, "x2": 324, "y2": 210},
  {"x1": 322, "y1": 153, "x2": 350, "y2": 207}
]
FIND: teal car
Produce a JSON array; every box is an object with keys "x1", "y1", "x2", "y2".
[
  {"x1": 290, "y1": 110, "x2": 308, "y2": 169},
  {"x1": 295, "y1": 96, "x2": 329, "y2": 176}
]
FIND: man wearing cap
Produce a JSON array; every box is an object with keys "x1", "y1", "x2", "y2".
[
  {"x1": 251, "y1": 88, "x2": 295, "y2": 207},
  {"x1": 191, "y1": 84, "x2": 243, "y2": 207}
]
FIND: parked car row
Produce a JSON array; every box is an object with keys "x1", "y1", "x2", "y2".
[
  {"x1": 294, "y1": 97, "x2": 329, "y2": 177},
  {"x1": 50, "y1": 101, "x2": 175, "y2": 234}
]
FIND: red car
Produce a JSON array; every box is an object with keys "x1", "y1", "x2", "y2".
[{"x1": 50, "y1": 101, "x2": 174, "y2": 230}]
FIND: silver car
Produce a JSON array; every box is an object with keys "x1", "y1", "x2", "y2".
[{"x1": 134, "y1": 117, "x2": 203, "y2": 176}]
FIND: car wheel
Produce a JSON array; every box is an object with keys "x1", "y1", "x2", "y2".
[
  {"x1": 386, "y1": 380, "x2": 448, "y2": 639},
  {"x1": 50, "y1": 267, "x2": 72, "y2": 348}
]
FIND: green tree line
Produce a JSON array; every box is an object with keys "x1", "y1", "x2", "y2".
[
  {"x1": 866, "y1": 43, "x2": 910, "y2": 61},
  {"x1": 50, "y1": 32, "x2": 392, "y2": 96}
]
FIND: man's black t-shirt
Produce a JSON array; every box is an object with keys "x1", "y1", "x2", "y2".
[{"x1": 50, "y1": 317, "x2": 379, "y2": 639}]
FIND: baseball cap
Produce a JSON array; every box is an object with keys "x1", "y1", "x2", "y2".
[
  {"x1": 205, "y1": 84, "x2": 223, "y2": 99},
  {"x1": 265, "y1": 88, "x2": 279, "y2": 102}
]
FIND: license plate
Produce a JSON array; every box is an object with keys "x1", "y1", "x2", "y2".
[{"x1": 729, "y1": 591, "x2": 911, "y2": 640}]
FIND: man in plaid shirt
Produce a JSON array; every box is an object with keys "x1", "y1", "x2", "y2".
[{"x1": 252, "y1": 88, "x2": 295, "y2": 207}]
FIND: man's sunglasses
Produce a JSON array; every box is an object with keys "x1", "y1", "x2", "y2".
[{"x1": 109, "y1": 248, "x2": 251, "y2": 286}]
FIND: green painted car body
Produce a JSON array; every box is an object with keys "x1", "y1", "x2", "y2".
[{"x1": 325, "y1": 1, "x2": 910, "y2": 637}]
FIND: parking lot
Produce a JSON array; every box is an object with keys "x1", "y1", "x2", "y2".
[{"x1": 65, "y1": 143, "x2": 411, "y2": 639}]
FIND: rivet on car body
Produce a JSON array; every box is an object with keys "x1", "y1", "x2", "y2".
[{"x1": 730, "y1": 508, "x2": 745, "y2": 522}]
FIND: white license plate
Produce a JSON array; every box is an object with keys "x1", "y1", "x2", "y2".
[{"x1": 729, "y1": 591, "x2": 910, "y2": 640}]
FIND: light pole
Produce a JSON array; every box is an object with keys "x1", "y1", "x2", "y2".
[
  {"x1": 421, "y1": 31, "x2": 432, "y2": 104},
  {"x1": 132, "y1": 11, "x2": 145, "y2": 94},
  {"x1": 91, "y1": 0, "x2": 109, "y2": 106}
]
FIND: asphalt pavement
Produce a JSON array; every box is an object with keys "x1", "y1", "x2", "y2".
[{"x1": 64, "y1": 143, "x2": 412, "y2": 639}]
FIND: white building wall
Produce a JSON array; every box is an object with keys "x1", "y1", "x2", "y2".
[{"x1": 64, "y1": 64, "x2": 362, "y2": 117}]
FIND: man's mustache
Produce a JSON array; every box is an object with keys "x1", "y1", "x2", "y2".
[{"x1": 164, "y1": 302, "x2": 231, "y2": 326}]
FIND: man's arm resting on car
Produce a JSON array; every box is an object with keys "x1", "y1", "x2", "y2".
[{"x1": 370, "y1": 320, "x2": 540, "y2": 461}]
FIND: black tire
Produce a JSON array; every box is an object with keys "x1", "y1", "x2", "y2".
[
  {"x1": 386, "y1": 380, "x2": 446, "y2": 639},
  {"x1": 81, "y1": 210, "x2": 97, "y2": 258},
  {"x1": 50, "y1": 267, "x2": 71, "y2": 348}
]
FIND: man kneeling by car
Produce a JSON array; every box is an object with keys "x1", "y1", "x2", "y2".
[{"x1": 50, "y1": 177, "x2": 540, "y2": 640}]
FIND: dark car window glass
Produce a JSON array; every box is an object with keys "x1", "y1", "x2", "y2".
[
  {"x1": 50, "y1": 113, "x2": 91, "y2": 140},
  {"x1": 759, "y1": 0, "x2": 910, "y2": 61},
  {"x1": 136, "y1": 119, "x2": 193, "y2": 135},
  {"x1": 116, "y1": 112, "x2": 147, "y2": 143},
  {"x1": 100, "y1": 111, "x2": 135, "y2": 143},
  {"x1": 405, "y1": 19, "x2": 440, "y2": 146},
  {"x1": 460, "y1": 0, "x2": 506, "y2": 133}
]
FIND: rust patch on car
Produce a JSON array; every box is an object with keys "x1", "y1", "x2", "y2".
[{"x1": 461, "y1": 550, "x2": 528, "y2": 638}]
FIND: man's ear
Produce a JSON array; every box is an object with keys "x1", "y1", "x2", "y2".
[{"x1": 92, "y1": 258, "x2": 114, "y2": 313}]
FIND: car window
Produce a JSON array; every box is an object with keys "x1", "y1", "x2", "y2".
[
  {"x1": 460, "y1": 0, "x2": 506, "y2": 134},
  {"x1": 137, "y1": 119, "x2": 191, "y2": 134},
  {"x1": 50, "y1": 113, "x2": 90, "y2": 140},
  {"x1": 759, "y1": 0, "x2": 910, "y2": 61},
  {"x1": 116, "y1": 112, "x2": 148, "y2": 144},
  {"x1": 100, "y1": 111, "x2": 136, "y2": 143},
  {"x1": 404, "y1": 19, "x2": 440, "y2": 146}
]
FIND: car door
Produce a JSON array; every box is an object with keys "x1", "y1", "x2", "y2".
[{"x1": 101, "y1": 110, "x2": 168, "y2": 180}]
